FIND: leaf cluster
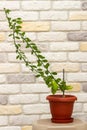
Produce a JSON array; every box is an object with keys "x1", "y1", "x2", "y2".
[{"x1": 4, "y1": 8, "x2": 72, "y2": 96}]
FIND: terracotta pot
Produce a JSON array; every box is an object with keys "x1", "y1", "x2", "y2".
[{"x1": 46, "y1": 95, "x2": 77, "y2": 123}]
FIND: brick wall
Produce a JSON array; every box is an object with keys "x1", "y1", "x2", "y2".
[{"x1": 0, "y1": 0, "x2": 87, "y2": 130}]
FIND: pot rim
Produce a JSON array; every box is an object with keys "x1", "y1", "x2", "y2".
[{"x1": 46, "y1": 94, "x2": 77, "y2": 102}]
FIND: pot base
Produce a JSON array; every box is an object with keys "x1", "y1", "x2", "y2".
[{"x1": 51, "y1": 117, "x2": 73, "y2": 123}]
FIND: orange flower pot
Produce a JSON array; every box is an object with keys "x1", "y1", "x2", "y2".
[{"x1": 46, "y1": 95, "x2": 77, "y2": 123}]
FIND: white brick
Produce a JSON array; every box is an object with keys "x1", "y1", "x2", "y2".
[
  {"x1": 67, "y1": 73, "x2": 87, "y2": 82},
  {"x1": 52, "y1": 21, "x2": 80, "y2": 31},
  {"x1": 0, "y1": 127, "x2": 21, "y2": 130},
  {"x1": 83, "y1": 104, "x2": 87, "y2": 112},
  {"x1": 0, "y1": 22, "x2": 10, "y2": 31},
  {"x1": 23, "y1": 104, "x2": 50, "y2": 114},
  {"x1": 40, "y1": 94, "x2": 49, "y2": 103},
  {"x1": 0, "y1": 12, "x2": 6, "y2": 21},
  {"x1": 73, "y1": 113, "x2": 87, "y2": 122},
  {"x1": 40, "y1": 11, "x2": 68, "y2": 20},
  {"x1": 69, "y1": 52, "x2": 87, "y2": 62},
  {"x1": 21, "y1": 64, "x2": 32, "y2": 73},
  {"x1": 82, "y1": 63, "x2": 87, "y2": 71},
  {"x1": 9, "y1": 11, "x2": 38, "y2": 21},
  {"x1": 69, "y1": 11, "x2": 87, "y2": 20},
  {"x1": 50, "y1": 42, "x2": 79, "y2": 51},
  {"x1": 0, "y1": 75, "x2": 6, "y2": 83},
  {"x1": 43, "y1": 52, "x2": 67, "y2": 61},
  {"x1": 0, "y1": 63, "x2": 21, "y2": 73},
  {"x1": 9, "y1": 94, "x2": 39, "y2": 104},
  {"x1": 72, "y1": 93, "x2": 87, "y2": 103},
  {"x1": 53, "y1": 1, "x2": 81, "y2": 10},
  {"x1": 9, "y1": 115, "x2": 39, "y2": 125},
  {"x1": 0, "y1": 42, "x2": 15, "y2": 52},
  {"x1": 0, "y1": 116, "x2": 8, "y2": 126},
  {"x1": 37, "y1": 32, "x2": 67, "y2": 42},
  {"x1": 0, "y1": 84, "x2": 20, "y2": 94},
  {"x1": 21, "y1": 84, "x2": 50, "y2": 93},
  {"x1": 50, "y1": 63, "x2": 80, "y2": 72},
  {"x1": 22, "y1": 1, "x2": 50, "y2": 11},
  {"x1": 73, "y1": 103, "x2": 83, "y2": 112},
  {"x1": 0, "y1": 2, "x2": 20, "y2": 10},
  {"x1": 82, "y1": 21, "x2": 87, "y2": 30},
  {"x1": 40, "y1": 114, "x2": 51, "y2": 119}
]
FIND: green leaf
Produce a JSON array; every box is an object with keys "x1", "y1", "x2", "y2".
[
  {"x1": 51, "y1": 79, "x2": 58, "y2": 94},
  {"x1": 38, "y1": 55, "x2": 45, "y2": 59},
  {"x1": 36, "y1": 74, "x2": 41, "y2": 78},
  {"x1": 12, "y1": 19, "x2": 16, "y2": 22},
  {"x1": 44, "y1": 63, "x2": 50, "y2": 69},
  {"x1": 16, "y1": 26, "x2": 22, "y2": 29},
  {"x1": 26, "y1": 43, "x2": 30, "y2": 48},
  {"x1": 43, "y1": 59, "x2": 48, "y2": 62},
  {"x1": 9, "y1": 34, "x2": 13, "y2": 37},
  {"x1": 16, "y1": 20, "x2": 22, "y2": 24},
  {"x1": 51, "y1": 72, "x2": 57, "y2": 75},
  {"x1": 15, "y1": 36, "x2": 20, "y2": 39},
  {"x1": 21, "y1": 32, "x2": 25, "y2": 36},
  {"x1": 37, "y1": 68, "x2": 42, "y2": 71},
  {"x1": 45, "y1": 70, "x2": 49, "y2": 74},
  {"x1": 16, "y1": 55, "x2": 19, "y2": 59},
  {"x1": 17, "y1": 18, "x2": 22, "y2": 21},
  {"x1": 4, "y1": 8, "x2": 10, "y2": 14},
  {"x1": 65, "y1": 85, "x2": 73, "y2": 90}
]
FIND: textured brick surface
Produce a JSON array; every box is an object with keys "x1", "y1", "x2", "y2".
[
  {"x1": 21, "y1": 1, "x2": 51, "y2": 10},
  {"x1": 82, "y1": 22, "x2": 87, "y2": 30},
  {"x1": 0, "y1": 116, "x2": 8, "y2": 126},
  {"x1": 0, "y1": 42, "x2": 15, "y2": 52},
  {"x1": 0, "y1": 1, "x2": 20, "y2": 10},
  {"x1": 69, "y1": 11, "x2": 87, "y2": 20},
  {"x1": 9, "y1": 94, "x2": 39, "y2": 104},
  {"x1": 0, "y1": 33, "x2": 5, "y2": 41},
  {"x1": 53, "y1": 1, "x2": 81, "y2": 10},
  {"x1": 0, "y1": 127, "x2": 21, "y2": 130},
  {"x1": 9, "y1": 115, "x2": 39, "y2": 125},
  {"x1": 0, "y1": 85, "x2": 20, "y2": 94},
  {"x1": 0, "y1": 95, "x2": 8, "y2": 105},
  {"x1": 80, "y1": 42, "x2": 87, "y2": 51},
  {"x1": 82, "y1": 2, "x2": 87, "y2": 10},
  {"x1": 0, "y1": 0, "x2": 87, "y2": 128},
  {"x1": 68, "y1": 32, "x2": 87, "y2": 41},
  {"x1": 22, "y1": 126, "x2": 32, "y2": 130},
  {"x1": 67, "y1": 73, "x2": 87, "y2": 82},
  {"x1": 52, "y1": 21, "x2": 80, "y2": 31},
  {"x1": 82, "y1": 83, "x2": 87, "y2": 92},
  {"x1": 40, "y1": 11, "x2": 68, "y2": 20},
  {"x1": 0, "y1": 105, "x2": 22, "y2": 115},
  {"x1": 50, "y1": 63, "x2": 80, "y2": 72},
  {"x1": 7, "y1": 74, "x2": 35, "y2": 83},
  {"x1": 21, "y1": 84, "x2": 50, "y2": 93},
  {"x1": 38, "y1": 32, "x2": 67, "y2": 42},
  {"x1": 0, "y1": 53, "x2": 7, "y2": 62},
  {"x1": 50, "y1": 42, "x2": 79, "y2": 51},
  {"x1": 0, "y1": 75, "x2": 6, "y2": 83},
  {"x1": 74, "y1": 103, "x2": 83, "y2": 112},
  {"x1": 0, "y1": 63, "x2": 20, "y2": 73},
  {"x1": 68, "y1": 52, "x2": 87, "y2": 62},
  {"x1": 23, "y1": 104, "x2": 50, "y2": 114},
  {"x1": 22, "y1": 22, "x2": 50, "y2": 32}
]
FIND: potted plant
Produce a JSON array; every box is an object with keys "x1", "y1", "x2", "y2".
[{"x1": 4, "y1": 8, "x2": 77, "y2": 123}]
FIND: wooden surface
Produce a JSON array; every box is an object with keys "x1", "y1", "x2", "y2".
[{"x1": 32, "y1": 119, "x2": 87, "y2": 130}]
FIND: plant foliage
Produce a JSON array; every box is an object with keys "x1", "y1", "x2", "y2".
[{"x1": 4, "y1": 8, "x2": 72, "y2": 96}]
